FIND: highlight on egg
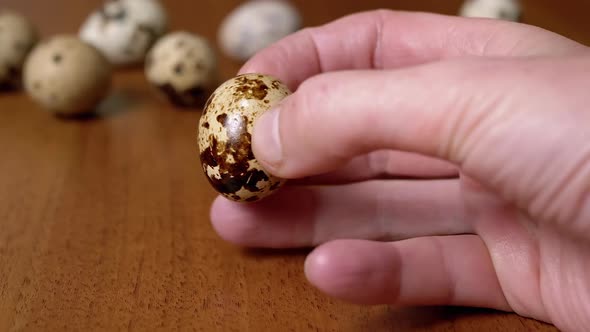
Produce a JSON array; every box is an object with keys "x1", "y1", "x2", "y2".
[{"x1": 198, "y1": 73, "x2": 291, "y2": 202}]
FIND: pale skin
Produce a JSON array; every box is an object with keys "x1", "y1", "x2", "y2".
[{"x1": 209, "y1": 10, "x2": 590, "y2": 331}]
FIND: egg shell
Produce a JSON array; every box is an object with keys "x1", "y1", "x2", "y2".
[
  {"x1": 0, "y1": 10, "x2": 38, "y2": 90},
  {"x1": 23, "y1": 35, "x2": 112, "y2": 115},
  {"x1": 145, "y1": 31, "x2": 218, "y2": 108},
  {"x1": 459, "y1": 0, "x2": 521, "y2": 21},
  {"x1": 218, "y1": 0, "x2": 301, "y2": 62},
  {"x1": 79, "y1": 0, "x2": 168, "y2": 66},
  {"x1": 198, "y1": 73, "x2": 291, "y2": 202}
]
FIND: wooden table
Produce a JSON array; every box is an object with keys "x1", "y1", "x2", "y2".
[{"x1": 1, "y1": 1, "x2": 587, "y2": 331}]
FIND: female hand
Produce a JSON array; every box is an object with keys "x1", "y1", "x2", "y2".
[{"x1": 210, "y1": 10, "x2": 590, "y2": 331}]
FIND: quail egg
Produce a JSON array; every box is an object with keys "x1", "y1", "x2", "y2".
[
  {"x1": 23, "y1": 35, "x2": 111, "y2": 115},
  {"x1": 145, "y1": 31, "x2": 218, "y2": 108},
  {"x1": 79, "y1": 0, "x2": 168, "y2": 66},
  {"x1": 459, "y1": 0, "x2": 521, "y2": 21},
  {"x1": 0, "y1": 10, "x2": 38, "y2": 90},
  {"x1": 198, "y1": 73, "x2": 291, "y2": 202},
  {"x1": 218, "y1": 0, "x2": 301, "y2": 62}
]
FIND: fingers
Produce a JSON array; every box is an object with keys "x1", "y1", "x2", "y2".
[
  {"x1": 252, "y1": 61, "x2": 508, "y2": 179},
  {"x1": 210, "y1": 179, "x2": 469, "y2": 248},
  {"x1": 292, "y1": 150, "x2": 458, "y2": 185},
  {"x1": 304, "y1": 236, "x2": 510, "y2": 310},
  {"x1": 239, "y1": 10, "x2": 586, "y2": 89}
]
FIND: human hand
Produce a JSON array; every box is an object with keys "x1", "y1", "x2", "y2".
[{"x1": 210, "y1": 10, "x2": 590, "y2": 331}]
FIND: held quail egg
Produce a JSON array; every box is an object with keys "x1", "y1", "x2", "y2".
[
  {"x1": 79, "y1": 0, "x2": 168, "y2": 66},
  {"x1": 0, "y1": 10, "x2": 38, "y2": 90},
  {"x1": 145, "y1": 31, "x2": 218, "y2": 108},
  {"x1": 459, "y1": 0, "x2": 521, "y2": 21},
  {"x1": 198, "y1": 73, "x2": 291, "y2": 202},
  {"x1": 23, "y1": 35, "x2": 111, "y2": 115},
  {"x1": 218, "y1": 0, "x2": 301, "y2": 62}
]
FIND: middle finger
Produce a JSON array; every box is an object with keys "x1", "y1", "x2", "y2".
[
  {"x1": 291, "y1": 150, "x2": 458, "y2": 185},
  {"x1": 210, "y1": 178, "x2": 470, "y2": 248}
]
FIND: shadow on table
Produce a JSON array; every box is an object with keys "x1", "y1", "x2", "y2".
[
  {"x1": 241, "y1": 247, "x2": 313, "y2": 259},
  {"x1": 359, "y1": 306, "x2": 528, "y2": 331},
  {"x1": 0, "y1": 85, "x2": 23, "y2": 95},
  {"x1": 55, "y1": 88, "x2": 144, "y2": 122}
]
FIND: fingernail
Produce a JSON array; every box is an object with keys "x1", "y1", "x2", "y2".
[{"x1": 254, "y1": 107, "x2": 282, "y2": 166}]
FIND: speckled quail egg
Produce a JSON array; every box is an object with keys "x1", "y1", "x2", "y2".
[
  {"x1": 218, "y1": 0, "x2": 301, "y2": 62},
  {"x1": 145, "y1": 31, "x2": 218, "y2": 108},
  {"x1": 0, "y1": 10, "x2": 38, "y2": 90},
  {"x1": 198, "y1": 73, "x2": 291, "y2": 202},
  {"x1": 23, "y1": 35, "x2": 111, "y2": 115},
  {"x1": 79, "y1": 0, "x2": 168, "y2": 66},
  {"x1": 459, "y1": 0, "x2": 521, "y2": 21}
]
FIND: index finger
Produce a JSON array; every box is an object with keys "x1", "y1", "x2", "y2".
[{"x1": 238, "y1": 10, "x2": 585, "y2": 89}]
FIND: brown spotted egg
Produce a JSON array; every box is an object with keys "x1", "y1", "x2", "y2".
[
  {"x1": 198, "y1": 73, "x2": 291, "y2": 202},
  {"x1": 23, "y1": 35, "x2": 111, "y2": 115},
  {"x1": 146, "y1": 31, "x2": 218, "y2": 108}
]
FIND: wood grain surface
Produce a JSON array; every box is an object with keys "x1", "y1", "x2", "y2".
[{"x1": 1, "y1": 0, "x2": 588, "y2": 331}]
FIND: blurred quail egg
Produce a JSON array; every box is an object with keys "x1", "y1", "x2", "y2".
[
  {"x1": 0, "y1": 10, "x2": 38, "y2": 90},
  {"x1": 198, "y1": 73, "x2": 291, "y2": 202},
  {"x1": 145, "y1": 31, "x2": 218, "y2": 108},
  {"x1": 23, "y1": 35, "x2": 111, "y2": 115},
  {"x1": 459, "y1": 0, "x2": 521, "y2": 21},
  {"x1": 218, "y1": 0, "x2": 301, "y2": 62},
  {"x1": 79, "y1": 0, "x2": 168, "y2": 66}
]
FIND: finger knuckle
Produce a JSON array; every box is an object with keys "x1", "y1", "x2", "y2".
[{"x1": 290, "y1": 75, "x2": 334, "y2": 127}]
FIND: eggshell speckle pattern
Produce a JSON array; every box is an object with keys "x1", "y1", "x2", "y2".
[
  {"x1": 0, "y1": 10, "x2": 38, "y2": 90},
  {"x1": 198, "y1": 74, "x2": 291, "y2": 202},
  {"x1": 218, "y1": 0, "x2": 301, "y2": 62},
  {"x1": 79, "y1": 0, "x2": 168, "y2": 66},
  {"x1": 146, "y1": 31, "x2": 218, "y2": 108},
  {"x1": 23, "y1": 35, "x2": 111, "y2": 115},
  {"x1": 459, "y1": 0, "x2": 521, "y2": 21}
]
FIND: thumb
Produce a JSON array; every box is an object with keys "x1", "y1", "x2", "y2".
[{"x1": 252, "y1": 56, "x2": 590, "y2": 228}]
